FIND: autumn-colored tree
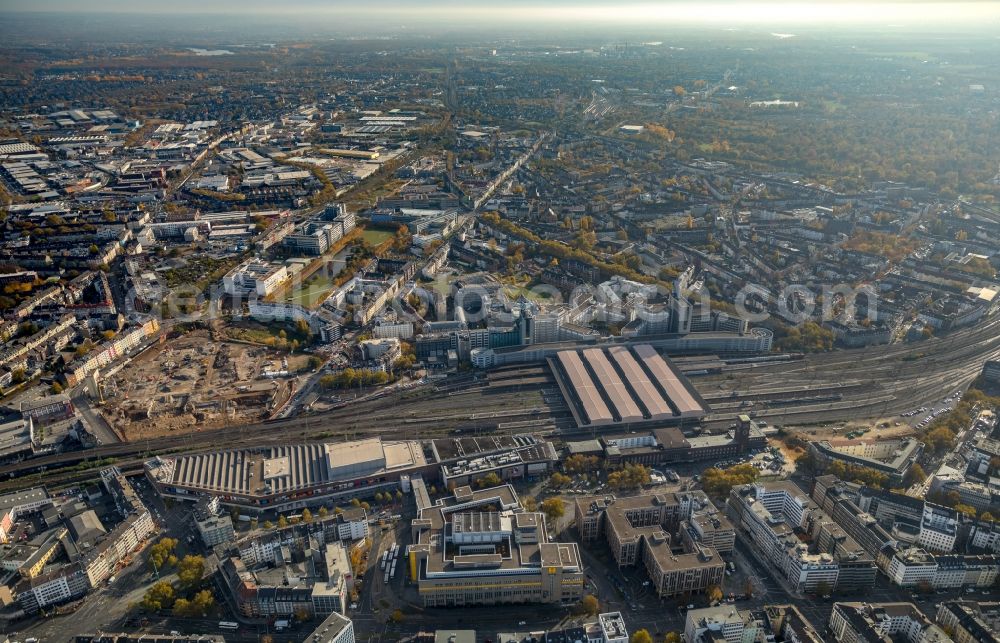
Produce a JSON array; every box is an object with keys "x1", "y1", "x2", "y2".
[
  {"x1": 177, "y1": 555, "x2": 206, "y2": 589},
  {"x1": 140, "y1": 581, "x2": 175, "y2": 611},
  {"x1": 550, "y1": 472, "x2": 572, "y2": 487},
  {"x1": 577, "y1": 594, "x2": 600, "y2": 616},
  {"x1": 954, "y1": 504, "x2": 977, "y2": 519},
  {"x1": 903, "y1": 464, "x2": 927, "y2": 487},
  {"x1": 631, "y1": 629, "x2": 654, "y2": 643},
  {"x1": 541, "y1": 497, "x2": 565, "y2": 523}
]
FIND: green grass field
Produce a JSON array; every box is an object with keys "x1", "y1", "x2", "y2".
[
  {"x1": 284, "y1": 276, "x2": 335, "y2": 307},
  {"x1": 361, "y1": 227, "x2": 396, "y2": 246}
]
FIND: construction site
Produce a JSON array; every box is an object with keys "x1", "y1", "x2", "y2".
[{"x1": 99, "y1": 329, "x2": 295, "y2": 440}]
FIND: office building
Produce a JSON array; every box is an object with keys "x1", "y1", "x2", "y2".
[
  {"x1": 809, "y1": 437, "x2": 924, "y2": 487},
  {"x1": 407, "y1": 484, "x2": 585, "y2": 607},
  {"x1": 575, "y1": 491, "x2": 725, "y2": 598},
  {"x1": 303, "y1": 611, "x2": 356, "y2": 643}
]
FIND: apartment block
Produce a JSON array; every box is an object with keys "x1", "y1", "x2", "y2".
[
  {"x1": 935, "y1": 600, "x2": 1000, "y2": 643},
  {"x1": 727, "y1": 482, "x2": 875, "y2": 594},
  {"x1": 829, "y1": 602, "x2": 950, "y2": 643}
]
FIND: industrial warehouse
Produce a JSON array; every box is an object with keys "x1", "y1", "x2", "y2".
[
  {"x1": 549, "y1": 344, "x2": 708, "y2": 429},
  {"x1": 144, "y1": 434, "x2": 558, "y2": 514}
]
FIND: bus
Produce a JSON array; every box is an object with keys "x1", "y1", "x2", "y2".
[
  {"x1": 384, "y1": 570, "x2": 390, "y2": 584},
  {"x1": 219, "y1": 622, "x2": 239, "y2": 631},
  {"x1": 380, "y1": 551, "x2": 389, "y2": 570}
]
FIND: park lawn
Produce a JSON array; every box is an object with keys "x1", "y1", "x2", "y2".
[
  {"x1": 284, "y1": 276, "x2": 335, "y2": 308},
  {"x1": 361, "y1": 227, "x2": 396, "y2": 246}
]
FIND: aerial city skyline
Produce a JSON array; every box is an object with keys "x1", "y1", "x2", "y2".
[{"x1": 0, "y1": 2, "x2": 998, "y2": 643}]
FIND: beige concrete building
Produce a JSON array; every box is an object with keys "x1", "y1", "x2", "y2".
[
  {"x1": 407, "y1": 484, "x2": 584, "y2": 607},
  {"x1": 574, "y1": 492, "x2": 725, "y2": 598}
]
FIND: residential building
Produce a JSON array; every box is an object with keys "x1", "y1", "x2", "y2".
[
  {"x1": 918, "y1": 504, "x2": 959, "y2": 553},
  {"x1": 335, "y1": 507, "x2": 369, "y2": 542},
  {"x1": 192, "y1": 496, "x2": 236, "y2": 548},
  {"x1": 935, "y1": 600, "x2": 1000, "y2": 643},
  {"x1": 829, "y1": 602, "x2": 951, "y2": 643},
  {"x1": 727, "y1": 482, "x2": 875, "y2": 594}
]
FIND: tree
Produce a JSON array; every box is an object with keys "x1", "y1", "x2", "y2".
[
  {"x1": 607, "y1": 464, "x2": 651, "y2": 491},
  {"x1": 981, "y1": 512, "x2": 995, "y2": 523},
  {"x1": 631, "y1": 629, "x2": 654, "y2": 643},
  {"x1": 177, "y1": 555, "x2": 206, "y2": 589},
  {"x1": 903, "y1": 464, "x2": 927, "y2": 487},
  {"x1": 50, "y1": 382, "x2": 63, "y2": 394},
  {"x1": 318, "y1": 506, "x2": 329, "y2": 518},
  {"x1": 563, "y1": 455, "x2": 600, "y2": 474},
  {"x1": 923, "y1": 427, "x2": 957, "y2": 454},
  {"x1": 541, "y1": 497, "x2": 565, "y2": 523},
  {"x1": 577, "y1": 594, "x2": 600, "y2": 616},
  {"x1": 301, "y1": 508, "x2": 313, "y2": 522},
  {"x1": 391, "y1": 609, "x2": 404, "y2": 623},
  {"x1": 954, "y1": 503, "x2": 977, "y2": 518},
  {"x1": 549, "y1": 472, "x2": 572, "y2": 487},
  {"x1": 664, "y1": 633, "x2": 682, "y2": 643},
  {"x1": 478, "y1": 472, "x2": 502, "y2": 488},
  {"x1": 522, "y1": 496, "x2": 538, "y2": 512},
  {"x1": 263, "y1": 520, "x2": 273, "y2": 529},
  {"x1": 395, "y1": 490, "x2": 403, "y2": 502},
  {"x1": 277, "y1": 515, "x2": 288, "y2": 529},
  {"x1": 173, "y1": 598, "x2": 195, "y2": 617},
  {"x1": 193, "y1": 589, "x2": 215, "y2": 614},
  {"x1": 140, "y1": 581, "x2": 175, "y2": 611},
  {"x1": 375, "y1": 492, "x2": 385, "y2": 504},
  {"x1": 706, "y1": 584, "x2": 723, "y2": 605},
  {"x1": 148, "y1": 538, "x2": 178, "y2": 571}
]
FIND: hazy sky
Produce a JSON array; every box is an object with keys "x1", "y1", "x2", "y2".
[{"x1": 4, "y1": 0, "x2": 1000, "y2": 27}]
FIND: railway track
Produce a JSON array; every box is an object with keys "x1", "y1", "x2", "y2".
[{"x1": 4, "y1": 313, "x2": 998, "y2": 492}]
